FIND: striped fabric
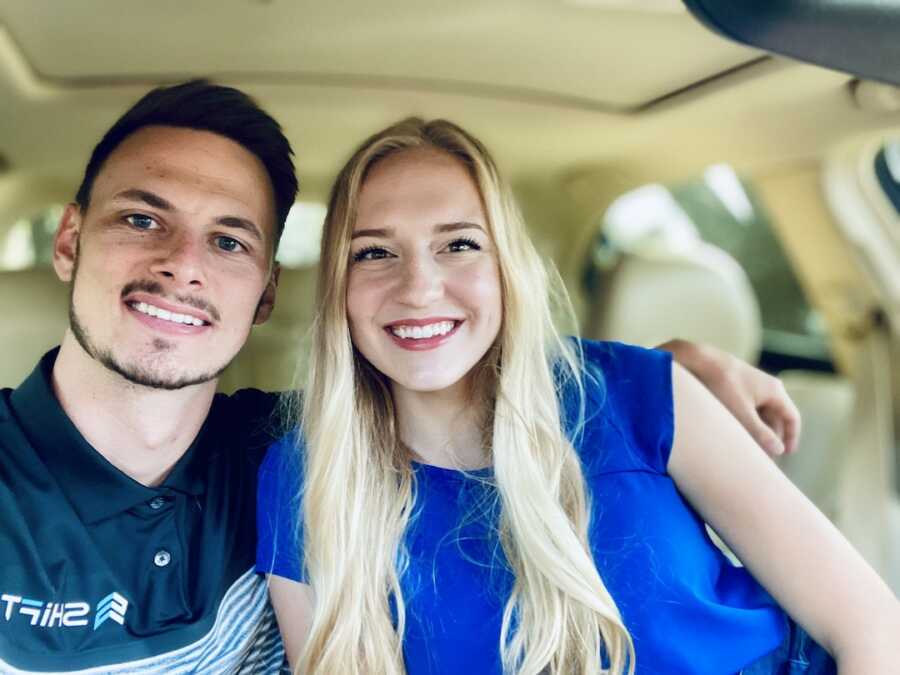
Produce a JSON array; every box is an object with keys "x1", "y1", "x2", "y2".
[{"x1": 0, "y1": 568, "x2": 287, "y2": 674}]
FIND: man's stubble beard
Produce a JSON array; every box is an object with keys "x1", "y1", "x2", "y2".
[{"x1": 67, "y1": 254, "x2": 233, "y2": 391}]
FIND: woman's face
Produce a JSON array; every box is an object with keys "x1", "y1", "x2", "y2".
[{"x1": 346, "y1": 148, "x2": 502, "y2": 397}]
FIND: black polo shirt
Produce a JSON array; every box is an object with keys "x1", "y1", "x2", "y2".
[{"x1": 0, "y1": 349, "x2": 287, "y2": 673}]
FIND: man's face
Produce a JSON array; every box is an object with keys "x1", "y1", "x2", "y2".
[{"x1": 53, "y1": 125, "x2": 279, "y2": 390}]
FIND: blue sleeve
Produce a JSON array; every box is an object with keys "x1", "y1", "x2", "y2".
[
  {"x1": 255, "y1": 433, "x2": 305, "y2": 582},
  {"x1": 575, "y1": 339, "x2": 674, "y2": 475}
]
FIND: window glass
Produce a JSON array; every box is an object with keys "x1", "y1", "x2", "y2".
[
  {"x1": 0, "y1": 205, "x2": 62, "y2": 270},
  {"x1": 277, "y1": 202, "x2": 326, "y2": 268},
  {"x1": 597, "y1": 165, "x2": 831, "y2": 366}
]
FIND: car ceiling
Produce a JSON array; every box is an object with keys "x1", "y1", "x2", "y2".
[{"x1": 1, "y1": 0, "x2": 897, "y2": 221}]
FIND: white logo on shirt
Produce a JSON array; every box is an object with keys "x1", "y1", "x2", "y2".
[{"x1": 0, "y1": 592, "x2": 128, "y2": 629}]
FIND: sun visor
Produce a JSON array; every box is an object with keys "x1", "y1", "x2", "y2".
[{"x1": 682, "y1": 0, "x2": 900, "y2": 86}]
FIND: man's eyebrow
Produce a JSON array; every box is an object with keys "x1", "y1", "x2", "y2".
[
  {"x1": 216, "y1": 216, "x2": 263, "y2": 243},
  {"x1": 112, "y1": 189, "x2": 173, "y2": 210},
  {"x1": 350, "y1": 222, "x2": 484, "y2": 239}
]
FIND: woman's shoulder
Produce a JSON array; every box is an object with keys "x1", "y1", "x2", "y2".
[
  {"x1": 574, "y1": 337, "x2": 671, "y2": 377},
  {"x1": 259, "y1": 429, "x2": 305, "y2": 493},
  {"x1": 566, "y1": 338, "x2": 675, "y2": 475},
  {"x1": 571, "y1": 338, "x2": 672, "y2": 399},
  {"x1": 256, "y1": 429, "x2": 306, "y2": 582}
]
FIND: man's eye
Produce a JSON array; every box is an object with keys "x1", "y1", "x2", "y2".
[
  {"x1": 447, "y1": 237, "x2": 481, "y2": 253},
  {"x1": 214, "y1": 236, "x2": 244, "y2": 253},
  {"x1": 352, "y1": 246, "x2": 391, "y2": 262},
  {"x1": 125, "y1": 214, "x2": 158, "y2": 230}
]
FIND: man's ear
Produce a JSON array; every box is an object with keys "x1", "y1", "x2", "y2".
[
  {"x1": 253, "y1": 262, "x2": 280, "y2": 325},
  {"x1": 53, "y1": 204, "x2": 82, "y2": 283}
]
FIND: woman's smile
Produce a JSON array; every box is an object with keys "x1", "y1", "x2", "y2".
[{"x1": 384, "y1": 318, "x2": 463, "y2": 350}]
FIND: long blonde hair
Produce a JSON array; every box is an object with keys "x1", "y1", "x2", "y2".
[{"x1": 296, "y1": 118, "x2": 633, "y2": 674}]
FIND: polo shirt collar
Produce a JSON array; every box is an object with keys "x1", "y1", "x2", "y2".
[{"x1": 10, "y1": 349, "x2": 210, "y2": 525}]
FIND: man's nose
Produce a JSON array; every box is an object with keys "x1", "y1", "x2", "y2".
[
  {"x1": 396, "y1": 255, "x2": 442, "y2": 308},
  {"x1": 149, "y1": 234, "x2": 206, "y2": 288}
]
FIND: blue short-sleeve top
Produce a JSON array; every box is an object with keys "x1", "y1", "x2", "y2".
[{"x1": 256, "y1": 339, "x2": 787, "y2": 674}]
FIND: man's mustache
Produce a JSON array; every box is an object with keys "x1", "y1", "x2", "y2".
[{"x1": 120, "y1": 280, "x2": 221, "y2": 323}]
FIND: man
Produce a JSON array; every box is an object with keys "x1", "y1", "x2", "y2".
[
  {"x1": 0, "y1": 80, "x2": 295, "y2": 673},
  {"x1": 0, "y1": 80, "x2": 798, "y2": 673}
]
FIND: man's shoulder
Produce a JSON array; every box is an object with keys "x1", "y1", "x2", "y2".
[
  {"x1": 217, "y1": 387, "x2": 281, "y2": 418},
  {"x1": 0, "y1": 387, "x2": 12, "y2": 422},
  {"x1": 208, "y1": 388, "x2": 290, "y2": 456},
  {"x1": 0, "y1": 387, "x2": 25, "y2": 446}
]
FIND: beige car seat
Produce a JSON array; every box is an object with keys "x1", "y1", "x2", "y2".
[
  {"x1": 582, "y1": 235, "x2": 855, "y2": 522},
  {"x1": 217, "y1": 265, "x2": 319, "y2": 394},
  {"x1": 0, "y1": 268, "x2": 69, "y2": 388},
  {"x1": 583, "y1": 241, "x2": 762, "y2": 363}
]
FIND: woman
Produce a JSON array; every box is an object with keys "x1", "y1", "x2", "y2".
[{"x1": 257, "y1": 118, "x2": 899, "y2": 674}]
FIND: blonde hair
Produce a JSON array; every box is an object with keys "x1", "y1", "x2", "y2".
[{"x1": 296, "y1": 118, "x2": 633, "y2": 674}]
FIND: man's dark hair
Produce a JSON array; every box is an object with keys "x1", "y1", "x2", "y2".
[{"x1": 74, "y1": 79, "x2": 298, "y2": 249}]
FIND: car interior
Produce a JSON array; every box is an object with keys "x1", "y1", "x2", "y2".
[{"x1": 1, "y1": 0, "x2": 898, "y2": 593}]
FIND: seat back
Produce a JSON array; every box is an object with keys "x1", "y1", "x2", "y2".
[
  {"x1": 0, "y1": 268, "x2": 69, "y2": 388},
  {"x1": 584, "y1": 241, "x2": 762, "y2": 363},
  {"x1": 217, "y1": 265, "x2": 319, "y2": 393}
]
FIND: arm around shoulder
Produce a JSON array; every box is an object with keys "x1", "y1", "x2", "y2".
[{"x1": 666, "y1": 362, "x2": 900, "y2": 674}]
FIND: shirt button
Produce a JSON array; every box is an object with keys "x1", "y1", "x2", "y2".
[
  {"x1": 153, "y1": 549, "x2": 172, "y2": 567},
  {"x1": 148, "y1": 497, "x2": 166, "y2": 510}
]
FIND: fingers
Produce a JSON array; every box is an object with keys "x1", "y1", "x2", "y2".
[
  {"x1": 748, "y1": 410, "x2": 786, "y2": 457},
  {"x1": 725, "y1": 393, "x2": 786, "y2": 457},
  {"x1": 758, "y1": 381, "x2": 802, "y2": 454}
]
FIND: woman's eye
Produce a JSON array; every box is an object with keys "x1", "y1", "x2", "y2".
[
  {"x1": 446, "y1": 237, "x2": 481, "y2": 253},
  {"x1": 125, "y1": 214, "x2": 158, "y2": 230},
  {"x1": 214, "y1": 236, "x2": 245, "y2": 253},
  {"x1": 352, "y1": 246, "x2": 391, "y2": 262}
]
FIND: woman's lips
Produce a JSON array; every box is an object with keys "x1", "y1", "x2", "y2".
[{"x1": 384, "y1": 319, "x2": 462, "y2": 351}]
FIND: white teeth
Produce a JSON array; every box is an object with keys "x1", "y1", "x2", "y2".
[
  {"x1": 390, "y1": 321, "x2": 455, "y2": 340},
  {"x1": 132, "y1": 302, "x2": 205, "y2": 326}
]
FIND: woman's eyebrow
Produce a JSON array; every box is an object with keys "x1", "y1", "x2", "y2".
[
  {"x1": 435, "y1": 221, "x2": 484, "y2": 234},
  {"x1": 350, "y1": 221, "x2": 484, "y2": 240},
  {"x1": 351, "y1": 227, "x2": 391, "y2": 240}
]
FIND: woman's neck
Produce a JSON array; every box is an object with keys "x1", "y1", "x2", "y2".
[{"x1": 392, "y1": 381, "x2": 489, "y2": 470}]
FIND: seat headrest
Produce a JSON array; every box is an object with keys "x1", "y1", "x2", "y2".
[{"x1": 583, "y1": 241, "x2": 763, "y2": 364}]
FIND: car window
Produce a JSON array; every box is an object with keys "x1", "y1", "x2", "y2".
[
  {"x1": 596, "y1": 164, "x2": 833, "y2": 370},
  {"x1": 0, "y1": 204, "x2": 62, "y2": 270}
]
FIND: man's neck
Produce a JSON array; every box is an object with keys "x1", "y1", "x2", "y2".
[{"x1": 52, "y1": 334, "x2": 218, "y2": 487}]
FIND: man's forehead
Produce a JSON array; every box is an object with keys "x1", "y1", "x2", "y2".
[{"x1": 90, "y1": 126, "x2": 277, "y2": 230}]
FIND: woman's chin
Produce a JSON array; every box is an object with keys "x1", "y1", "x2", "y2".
[{"x1": 389, "y1": 370, "x2": 471, "y2": 398}]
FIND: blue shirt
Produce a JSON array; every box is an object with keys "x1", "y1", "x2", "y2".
[{"x1": 256, "y1": 340, "x2": 787, "y2": 674}]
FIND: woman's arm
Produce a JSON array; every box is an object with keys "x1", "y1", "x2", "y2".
[
  {"x1": 667, "y1": 362, "x2": 900, "y2": 674},
  {"x1": 268, "y1": 575, "x2": 315, "y2": 669}
]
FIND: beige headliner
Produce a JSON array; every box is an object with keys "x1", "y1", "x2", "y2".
[{"x1": 0, "y1": 0, "x2": 896, "y2": 226}]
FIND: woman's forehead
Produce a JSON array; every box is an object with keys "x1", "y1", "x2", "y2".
[{"x1": 356, "y1": 149, "x2": 484, "y2": 230}]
